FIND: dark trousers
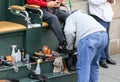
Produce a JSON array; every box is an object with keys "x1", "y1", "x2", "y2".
[{"x1": 42, "y1": 8, "x2": 69, "y2": 45}]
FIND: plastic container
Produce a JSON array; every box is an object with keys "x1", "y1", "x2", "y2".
[
  {"x1": 34, "y1": 59, "x2": 41, "y2": 75},
  {"x1": 11, "y1": 45, "x2": 17, "y2": 63},
  {"x1": 25, "y1": 54, "x2": 29, "y2": 64},
  {"x1": 17, "y1": 49, "x2": 21, "y2": 62}
]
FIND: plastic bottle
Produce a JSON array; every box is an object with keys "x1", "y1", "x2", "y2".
[
  {"x1": 11, "y1": 45, "x2": 17, "y2": 63},
  {"x1": 21, "y1": 49, "x2": 25, "y2": 61},
  {"x1": 11, "y1": 45, "x2": 17, "y2": 56},
  {"x1": 34, "y1": 59, "x2": 42, "y2": 75},
  {"x1": 25, "y1": 54, "x2": 29, "y2": 64},
  {"x1": 17, "y1": 49, "x2": 21, "y2": 62}
]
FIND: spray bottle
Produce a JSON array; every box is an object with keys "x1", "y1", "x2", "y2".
[
  {"x1": 11, "y1": 45, "x2": 17, "y2": 64},
  {"x1": 34, "y1": 59, "x2": 42, "y2": 75}
]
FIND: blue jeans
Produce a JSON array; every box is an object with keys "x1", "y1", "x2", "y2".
[
  {"x1": 91, "y1": 15, "x2": 110, "y2": 62},
  {"x1": 77, "y1": 31, "x2": 108, "y2": 82}
]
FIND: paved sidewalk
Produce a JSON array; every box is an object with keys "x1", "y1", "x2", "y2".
[{"x1": 99, "y1": 54, "x2": 120, "y2": 82}]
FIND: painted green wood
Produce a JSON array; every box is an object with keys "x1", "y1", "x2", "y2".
[
  {"x1": 0, "y1": 0, "x2": 27, "y2": 56},
  {"x1": 0, "y1": 56, "x2": 77, "y2": 81},
  {"x1": 0, "y1": 31, "x2": 25, "y2": 57},
  {"x1": 25, "y1": 13, "x2": 59, "y2": 54},
  {"x1": 0, "y1": 0, "x2": 6, "y2": 21},
  {"x1": 48, "y1": 73, "x2": 77, "y2": 82},
  {"x1": 6, "y1": 0, "x2": 27, "y2": 26},
  {"x1": 19, "y1": 72, "x2": 77, "y2": 82},
  {"x1": 26, "y1": 27, "x2": 59, "y2": 54},
  {"x1": 0, "y1": 0, "x2": 25, "y2": 21}
]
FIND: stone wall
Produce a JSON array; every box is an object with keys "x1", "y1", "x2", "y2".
[
  {"x1": 110, "y1": 0, "x2": 120, "y2": 54},
  {"x1": 64, "y1": 0, "x2": 120, "y2": 55}
]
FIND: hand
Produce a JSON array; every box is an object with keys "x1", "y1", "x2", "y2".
[
  {"x1": 107, "y1": 0, "x2": 114, "y2": 4},
  {"x1": 47, "y1": 1, "x2": 56, "y2": 8},
  {"x1": 55, "y1": 1, "x2": 61, "y2": 8}
]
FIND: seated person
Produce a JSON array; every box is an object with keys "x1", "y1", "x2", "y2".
[{"x1": 27, "y1": 0, "x2": 69, "y2": 52}]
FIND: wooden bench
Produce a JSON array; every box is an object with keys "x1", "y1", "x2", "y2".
[
  {"x1": 0, "y1": 21, "x2": 26, "y2": 34},
  {"x1": 0, "y1": 5, "x2": 27, "y2": 34}
]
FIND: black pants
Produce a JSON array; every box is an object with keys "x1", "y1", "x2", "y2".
[{"x1": 42, "y1": 8, "x2": 69, "y2": 45}]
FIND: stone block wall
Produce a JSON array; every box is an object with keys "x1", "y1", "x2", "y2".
[{"x1": 110, "y1": 0, "x2": 120, "y2": 54}]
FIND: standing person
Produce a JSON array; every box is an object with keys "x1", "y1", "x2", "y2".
[
  {"x1": 26, "y1": 0, "x2": 69, "y2": 51},
  {"x1": 64, "y1": 10, "x2": 108, "y2": 82},
  {"x1": 88, "y1": 0, "x2": 116, "y2": 68}
]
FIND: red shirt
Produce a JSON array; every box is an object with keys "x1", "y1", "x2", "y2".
[{"x1": 27, "y1": 0, "x2": 63, "y2": 8}]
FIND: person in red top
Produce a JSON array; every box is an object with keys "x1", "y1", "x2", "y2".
[
  {"x1": 27, "y1": 0, "x2": 63, "y2": 8},
  {"x1": 27, "y1": 0, "x2": 69, "y2": 52}
]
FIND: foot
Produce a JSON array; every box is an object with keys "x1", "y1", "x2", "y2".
[
  {"x1": 58, "y1": 41, "x2": 68, "y2": 53},
  {"x1": 100, "y1": 61, "x2": 109, "y2": 68},
  {"x1": 57, "y1": 45, "x2": 68, "y2": 53},
  {"x1": 106, "y1": 58, "x2": 116, "y2": 65}
]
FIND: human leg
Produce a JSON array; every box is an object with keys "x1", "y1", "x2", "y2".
[
  {"x1": 77, "y1": 38, "x2": 91, "y2": 82},
  {"x1": 53, "y1": 8, "x2": 69, "y2": 52},
  {"x1": 90, "y1": 32, "x2": 108, "y2": 82},
  {"x1": 53, "y1": 8, "x2": 69, "y2": 23},
  {"x1": 76, "y1": 32, "x2": 107, "y2": 82},
  {"x1": 91, "y1": 15, "x2": 116, "y2": 67},
  {"x1": 91, "y1": 15, "x2": 109, "y2": 60},
  {"x1": 42, "y1": 9, "x2": 65, "y2": 45},
  {"x1": 95, "y1": 18, "x2": 116, "y2": 65}
]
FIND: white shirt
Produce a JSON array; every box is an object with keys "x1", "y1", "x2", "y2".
[
  {"x1": 88, "y1": 0, "x2": 115, "y2": 22},
  {"x1": 64, "y1": 10, "x2": 106, "y2": 50}
]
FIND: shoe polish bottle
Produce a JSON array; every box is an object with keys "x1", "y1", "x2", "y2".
[
  {"x1": 35, "y1": 59, "x2": 42, "y2": 75},
  {"x1": 21, "y1": 49, "x2": 25, "y2": 61}
]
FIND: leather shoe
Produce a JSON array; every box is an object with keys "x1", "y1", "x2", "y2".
[
  {"x1": 106, "y1": 58, "x2": 116, "y2": 65},
  {"x1": 99, "y1": 61, "x2": 108, "y2": 68},
  {"x1": 58, "y1": 41, "x2": 68, "y2": 53}
]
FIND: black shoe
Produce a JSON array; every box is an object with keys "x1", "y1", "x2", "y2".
[
  {"x1": 106, "y1": 58, "x2": 116, "y2": 65},
  {"x1": 29, "y1": 72, "x2": 48, "y2": 82},
  {"x1": 100, "y1": 61, "x2": 108, "y2": 68},
  {"x1": 58, "y1": 41, "x2": 68, "y2": 53},
  {"x1": 59, "y1": 40, "x2": 67, "y2": 48}
]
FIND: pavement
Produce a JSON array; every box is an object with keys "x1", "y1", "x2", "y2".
[{"x1": 99, "y1": 54, "x2": 120, "y2": 82}]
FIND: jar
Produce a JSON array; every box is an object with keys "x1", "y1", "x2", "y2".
[{"x1": 42, "y1": 46, "x2": 48, "y2": 54}]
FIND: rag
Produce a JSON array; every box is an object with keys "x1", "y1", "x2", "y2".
[{"x1": 53, "y1": 57, "x2": 64, "y2": 73}]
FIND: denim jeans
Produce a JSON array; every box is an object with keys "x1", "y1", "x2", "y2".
[
  {"x1": 91, "y1": 15, "x2": 110, "y2": 62},
  {"x1": 77, "y1": 31, "x2": 108, "y2": 82}
]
